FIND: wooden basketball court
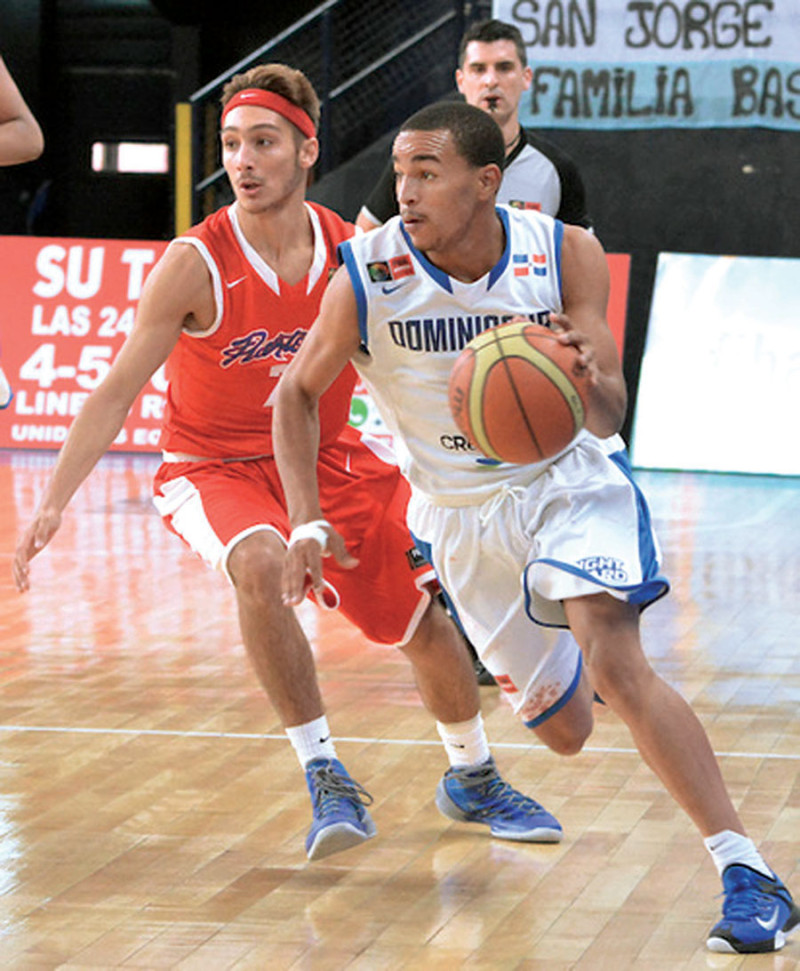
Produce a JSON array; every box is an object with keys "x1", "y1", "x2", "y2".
[{"x1": 1, "y1": 449, "x2": 798, "y2": 969}]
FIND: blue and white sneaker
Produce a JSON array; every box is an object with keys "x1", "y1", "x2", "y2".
[
  {"x1": 304, "y1": 757, "x2": 377, "y2": 861},
  {"x1": 707, "y1": 864, "x2": 800, "y2": 953},
  {"x1": 435, "y1": 757, "x2": 562, "y2": 842}
]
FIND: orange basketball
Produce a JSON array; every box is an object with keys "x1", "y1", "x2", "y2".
[{"x1": 448, "y1": 320, "x2": 588, "y2": 464}]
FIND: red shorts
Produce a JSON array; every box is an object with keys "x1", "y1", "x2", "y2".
[{"x1": 153, "y1": 426, "x2": 434, "y2": 645}]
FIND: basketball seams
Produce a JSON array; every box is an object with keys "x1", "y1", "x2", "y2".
[
  {"x1": 467, "y1": 339, "x2": 504, "y2": 461},
  {"x1": 513, "y1": 335, "x2": 585, "y2": 431},
  {"x1": 448, "y1": 321, "x2": 587, "y2": 465},
  {"x1": 497, "y1": 350, "x2": 545, "y2": 461}
]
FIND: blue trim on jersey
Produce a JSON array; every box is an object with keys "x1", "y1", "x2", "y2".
[
  {"x1": 399, "y1": 209, "x2": 512, "y2": 294},
  {"x1": 523, "y1": 653, "x2": 583, "y2": 729},
  {"x1": 487, "y1": 207, "x2": 512, "y2": 290},
  {"x1": 553, "y1": 218, "x2": 564, "y2": 298},
  {"x1": 338, "y1": 240, "x2": 370, "y2": 351},
  {"x1": 523, "y1": 559, "x2": 669, "y2": 621},
  {"x1": 399, "y1": 222, "x2": 453, "y2": 293},
  {"x1": 522, "y1": 447, "x2": 670, "y2": 627}
]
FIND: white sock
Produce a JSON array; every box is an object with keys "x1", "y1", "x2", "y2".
[
  {"x1": 704, "y1": 829, "x2": 773, "y2": 878},
  {"x1": 436, "y1": 713, "x2": 491, "y2": 768},
  {"x1": 286, "y1": 715, "x2": 337, "y2": 768}
]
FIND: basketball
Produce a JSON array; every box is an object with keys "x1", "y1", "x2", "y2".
[{"x1": 448, "y1": 320, "x2": 588, "y2": 464}]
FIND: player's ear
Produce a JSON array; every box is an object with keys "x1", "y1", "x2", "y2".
[
  {"x1": 299, "y1": 135, "x2": 319, "y2": 170},
  {"x1": 477, "y1": 162, "x2": 502, "y2": 199}
]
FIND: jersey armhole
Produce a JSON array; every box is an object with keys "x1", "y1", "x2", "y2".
[
  {"x1": 170, "y1": 237, "x2": 224, "y2": 338},
  {"x1": 337, "y1": 240, "x2": 370, "y2": 352}
]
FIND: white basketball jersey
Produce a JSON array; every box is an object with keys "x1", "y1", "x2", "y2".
[{"x1": 339, "y1": 205, "x2": 588, "y2": 503}]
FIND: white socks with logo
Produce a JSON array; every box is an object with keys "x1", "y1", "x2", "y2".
[
  {"x1": 704, "y1": 829, "x2": 773, "y2": 878},
  {"x1": 287, "y1": 715, "x2": 338, "y2": 767},
  {"x1": 436, "y1": 712, "x2": 491, "y2": 768}
]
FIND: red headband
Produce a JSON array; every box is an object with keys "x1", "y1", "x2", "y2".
[{"x1": 221, "y1": 89, "x2": 316, "y2": 139}]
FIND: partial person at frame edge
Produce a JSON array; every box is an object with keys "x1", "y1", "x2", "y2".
[{"x1": 0, "y1": 53, "x2": 44, "y2": 411}]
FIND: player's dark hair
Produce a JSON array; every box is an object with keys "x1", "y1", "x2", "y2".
[
  {"x1": 458, "y1": 19, "x2": 527, "y2": 68},
  {"x1": 400, "y1": 101, "x2": 504, "y2": 171}
]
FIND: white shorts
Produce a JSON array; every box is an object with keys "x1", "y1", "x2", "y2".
[{"x1": 408, "y1": 437, "x2": 669, "y2": 726}]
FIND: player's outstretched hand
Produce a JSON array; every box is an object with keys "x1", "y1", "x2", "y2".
[
  {"x1": 13, "y1": 509, "x2": 62, "y2": 592},
  {"x1": 281, "y1": 520, "x2": 359, "y2": 607}
]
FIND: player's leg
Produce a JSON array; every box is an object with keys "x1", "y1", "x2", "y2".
[
  {"x1": 568, "y1": 593, "x2": 740, "y2": 834},
  {"x1": 530, "y1": 664, "x2": 595, "y2": 756},
  {"x1": 566, "y1": 592, "x2": 799, "y2": 954},
  {"x1": 153, "y1": 459, "x2": 375, "y2": 861},
  {"x1": 228, "y1": 528, "x2": 324, "y2": 725},
  {"x1": 227, "y1": 529, "x2": 376, "y2": 861}
]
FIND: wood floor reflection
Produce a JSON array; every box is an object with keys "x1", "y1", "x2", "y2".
[{"x1": 0, "y1": 449, "x2": 798, "y2": 969}]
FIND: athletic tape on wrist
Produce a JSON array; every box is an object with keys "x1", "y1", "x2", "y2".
[{"x1": 288, "y1": 519, "x2": 331, "y2": 553}]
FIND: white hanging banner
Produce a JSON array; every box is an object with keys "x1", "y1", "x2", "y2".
[
  {"x1": 631, "y1": 252, "x2": 800, "y2": 476},
  {"x1": 492, "y1": 1, "x2": 800, "y2": 129}
]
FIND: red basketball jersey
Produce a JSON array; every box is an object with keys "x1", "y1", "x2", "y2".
[{"x1": 159, "y1": 201, "x2": 356, "y2": 458}]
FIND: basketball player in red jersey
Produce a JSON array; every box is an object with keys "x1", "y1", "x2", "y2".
[{"x1": 13, "y1": 64, "x2": 563, "y2": 861}]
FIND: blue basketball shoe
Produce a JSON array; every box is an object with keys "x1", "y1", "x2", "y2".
[
  {"x1": 304, "y1": 757, "x2": 377, "y2": 861},
  {"x1": 436, "y1": 757, "x2": 562, "y2": 842},
  {"x1": 707, "y1": 864, "x2": 800, "y2": 953}
]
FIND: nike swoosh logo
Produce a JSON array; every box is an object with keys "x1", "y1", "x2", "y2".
[
  {"x1": 381, "y1": 282, "x2": 406, "y2": 294},
  {"x1": 225, "y1": 275, "x2": 247, "y2": 289},
  {"x1": 756, "y1": 906, "x2": 781, "y2": 931},
  {"x1": 319, "y1": 735, "x2": 330, "y2": 744}
]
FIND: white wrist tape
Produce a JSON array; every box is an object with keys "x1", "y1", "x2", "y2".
[{"x1": 288, "y1": 519, "x2": 331, "y2": 554}]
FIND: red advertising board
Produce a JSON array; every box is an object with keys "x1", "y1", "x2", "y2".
[
  {"x1": 0, "y1": 235, "x2": 169, "y2": 451},
  {"x1": 605, "y1": 252, "x2": 630, "y2": 359},
  {"x1": 0, "y1": 236, "x2": 631, "y2": 453}
]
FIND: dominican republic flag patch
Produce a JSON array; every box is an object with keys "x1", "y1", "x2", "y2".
[
  {"x1": 367, "y1": 254, "x2": 415, "y2": 283},
  {"x1": 513, "y1": 253, "x2": 547, "y2": 277}
]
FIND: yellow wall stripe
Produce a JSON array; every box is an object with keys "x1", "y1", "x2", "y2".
[{"x1": 174, "y1": 102, "x2": 193, "y2": 236}]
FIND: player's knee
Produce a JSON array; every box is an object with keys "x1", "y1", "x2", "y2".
[
  {"x1": 227, "y1": 531, "x2": 284, "y2": 603},
  {"x1": 532, "y1": 713, "x2": 592, "y2": 757},
  {"x1": 529, "y1": 686, "x2": 594, "y2": 756}
]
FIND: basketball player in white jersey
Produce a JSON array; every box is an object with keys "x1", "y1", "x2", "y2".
[
  {"x1": 273, "y1": 101, "x2": 798, "y2": 954},
  {"x1": 357, "y1": 18, "x2": 592, "y2": 686}
]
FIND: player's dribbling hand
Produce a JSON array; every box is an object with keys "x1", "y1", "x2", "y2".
[
  {"x1": 13, "y1": 509, "x2": 62, "y2": 592},
  {"x1": 281, "y1": 522, "x2": 359, "y2": 607},
  {"x1": 548, "y1": 311, "x2": 597, "y2": 382}
]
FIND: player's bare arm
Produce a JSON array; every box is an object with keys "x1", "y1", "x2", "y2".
[
  {"x1": 552, "y1": 225, "x2": 627, "y2": 438},
  {"x1": 274, "y1": 268, "x2": 362, "y2": 605},
  {"x1": 0, "y1": 56, "x2": 44, "y2": 165},
  {"x1": 13, "y1": 244, "x2": 214, "y2": 592}
]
